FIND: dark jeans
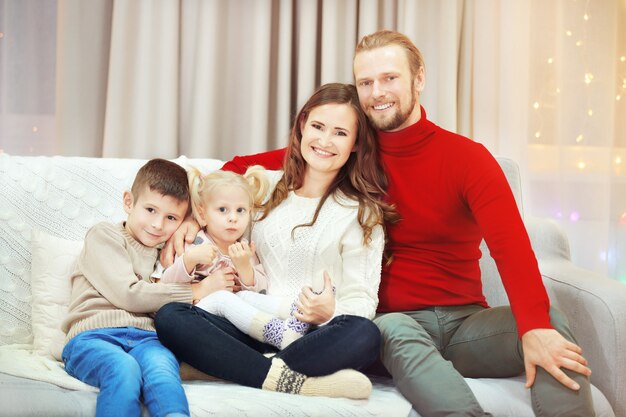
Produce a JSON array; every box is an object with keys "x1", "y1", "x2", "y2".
[{"x1": 155, "y1": 302, "x2": 381, "y2": 388}]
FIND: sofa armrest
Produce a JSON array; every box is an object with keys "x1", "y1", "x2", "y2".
[{"x1": 526, "y1": 216, "x2": 626, "y2": 417}]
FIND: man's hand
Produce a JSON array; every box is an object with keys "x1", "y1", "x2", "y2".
[
  {"x1": 522, "y1": 328, "x2": 591, "y2": 390},
  {"x1": 161, "y1": 217, "x2": 200, "y2": 267},
  {"x1": 294, "y1": 272, "x2": 335, "y2": 325}
]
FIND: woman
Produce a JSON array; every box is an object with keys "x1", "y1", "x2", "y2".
[{"x1": 155, "y1": 83, "x2": 397, "y2": 400}]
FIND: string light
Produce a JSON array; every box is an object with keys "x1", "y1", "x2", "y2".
[
  {"x1": 577, "y1": 161, "x2": 586, "y2": 170},
  {"x1": 576, "y1": 134, "x2": 584, "y2": 142},
  {"x1": 616, "y1": 156, "x2": 622, "y2": 165},
  {"x1": 534, "y1": 131, "x2": 541, "y2": 138},
  {"x1": 533, "y1": 102, "x2": 540, "y2": 109},
  {"x1": 621, "y1": 56, "x2": 626, "y2": 62},
  {"x1": 583, "y1": 14, "x2": 589, "y2": 21},
  {"x1": 576, "y1": 41, "x2": 583, "y2": 47},
  {"x1": 587, "y1": 109, "x2": 593, "y2": 116},
  {"x1": 566, "y1": 30, "x2": 573, "y2": 36},
  {"x1": 32, "y1": 126, "x2": 39, "y2": 133},
  {"x1": 584, "y1": 73, "x2": 594, "y2": 84},
  {"x1": 548, "y1": 57, "x2": 554, "y2": 64}
]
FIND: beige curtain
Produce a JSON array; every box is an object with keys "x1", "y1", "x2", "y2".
[
  {"x1": 55, "y1": 0, "x2": 469, "y2": 160},
  {"x1": 49, "y1": 0, "x2": 626, "y2": 280}
]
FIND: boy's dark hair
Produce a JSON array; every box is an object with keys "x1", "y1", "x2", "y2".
[{"x1": 131, "y1": 158, "x2": 190, "y2": 203}]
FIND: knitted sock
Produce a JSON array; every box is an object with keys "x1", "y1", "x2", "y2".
[
  {"x1": 249, "y1": 313, "x2": 279, "y2": 345},
  {"x1": 280, "y1": 316, "x2": 310, "y2": 349},
  {"x1": 261, "y1": 358, "x2": 372, "y2": 399}
]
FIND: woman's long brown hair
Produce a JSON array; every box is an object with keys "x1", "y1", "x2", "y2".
[{"x1": 257, "y1": 83, "x2": 398, "y2": 247}]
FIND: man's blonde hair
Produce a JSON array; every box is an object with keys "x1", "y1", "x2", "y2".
[{"x1": 355, "y1": 30, "x2": 425, "y2": 79}]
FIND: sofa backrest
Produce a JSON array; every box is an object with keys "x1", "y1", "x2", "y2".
[
  {"x1": 0, "y1": 153, "x2": 523, "y2": 346},
  {"x1": 479, "y1": 157, "x2": 524, "y2": 308},
  {"x1": 0, "y1": 155, "x2": 223, "y2": 346}
]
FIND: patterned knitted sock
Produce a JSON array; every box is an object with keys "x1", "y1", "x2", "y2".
[
  {"x1": 249, "y1": 312, "x2": 278, "y2": 345},
  {"x1": 261, "y1": 358, "x2": 372, "y2": 399},
  {"x1": 280, "y1": 316, "x2": 310, "y2": 349}
]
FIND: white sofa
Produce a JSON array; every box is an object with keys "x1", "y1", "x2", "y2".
[{"x1": 0, "y1": 153, "x2": 623, "y2": 417}]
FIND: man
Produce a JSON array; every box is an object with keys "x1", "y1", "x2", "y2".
[{"x1": 167, "y1": 30, "x2": 594, "y2": 416}]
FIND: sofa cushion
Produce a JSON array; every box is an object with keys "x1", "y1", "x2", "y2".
[{"x1": 30, "y1": 229, "x2": 83, "y2": 360}]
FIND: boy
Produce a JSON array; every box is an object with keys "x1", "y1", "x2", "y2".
[{"x1": 61, "y1": 159, "x2": 219, "y2": 417}]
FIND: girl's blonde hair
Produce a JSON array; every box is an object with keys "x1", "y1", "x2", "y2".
[{"x1": 188, "y1": 165, "x2": 269, "y2": 227}]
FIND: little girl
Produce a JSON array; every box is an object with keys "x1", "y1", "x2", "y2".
[{"x1": 158, "y1": 167, "x2": 312, "y2": 349}]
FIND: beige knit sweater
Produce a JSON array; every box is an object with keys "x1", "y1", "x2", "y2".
[{"x1": 62, "y1": 222, "x2": 193, "y2": 342}]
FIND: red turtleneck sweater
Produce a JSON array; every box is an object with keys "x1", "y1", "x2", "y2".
[{"x1": 222, "y1": 107, "x2": 551, "y2": 336}]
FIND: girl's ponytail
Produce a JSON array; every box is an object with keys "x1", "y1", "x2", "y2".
[
  {"x1": 187, "y1": 167, "x2": 206, "y2": 227},
  {"x1": 243, "y1": 165, "x2": 269, "y2": 208}
]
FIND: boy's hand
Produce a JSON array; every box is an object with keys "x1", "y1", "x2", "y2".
[
  {"x1": 161, "y1": 217, "x2": 200, "y2": 267},
  {"x1": 191, "y1": 267, "x2": 237, "y2": 300},
  {"x1": 229, "y1": 240, "x2": 256, "y2": 287},
  {"x1": 205, "y1": 267, "x2": 237, "y2": 293}
]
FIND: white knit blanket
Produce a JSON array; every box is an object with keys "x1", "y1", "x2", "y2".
[{"x1": 0, "y1": 344, "x2": 412, "y2": 417}]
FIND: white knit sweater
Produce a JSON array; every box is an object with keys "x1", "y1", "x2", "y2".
[{"x1": 251, "y1": 171, "x2": 384, "y2": 320}]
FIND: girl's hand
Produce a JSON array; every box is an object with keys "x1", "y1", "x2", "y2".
[
  {"x1": 184, "y1": 243, "x2": 218, "y2": 274},
  {"x1": 229, "y1": 240, "x2": 255, "y2": 266},
  {"x1": 229, "y1": 240, "x2": 256, "y2": 287},
  {"x1": 161, "y1": 217, "x2": 200, "y2": 267},
  {"x1": 294, "y1": 272, "x2": 336, "y2": 325}
]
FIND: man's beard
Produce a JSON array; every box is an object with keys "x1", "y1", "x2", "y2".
[{"x1": 369, "y1": 85, "x2": 417, "y2": 132}]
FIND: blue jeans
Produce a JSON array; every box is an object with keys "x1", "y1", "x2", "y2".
[
  {"x1": 154, "y1": 302, "x2": 381, "y2": 388},
  {"x1": 62, "y1": 327, "x2": 189, "y2": 417}
]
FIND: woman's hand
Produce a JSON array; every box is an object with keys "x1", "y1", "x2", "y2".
[
  {"x1": 294, "y1": 272, "x2": 335, "y2": 325},
  {"x1": 161, "y1": 217, "x2": 200, "y2": 267}
]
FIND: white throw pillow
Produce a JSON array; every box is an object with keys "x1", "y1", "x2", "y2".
[{"x1": 30, "y1": 229, "x2": 83, "y2": 361}]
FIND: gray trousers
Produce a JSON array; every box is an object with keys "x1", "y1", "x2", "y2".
[{"x1": 374, "y1": 305, "x2": 595, "y2": 417}]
